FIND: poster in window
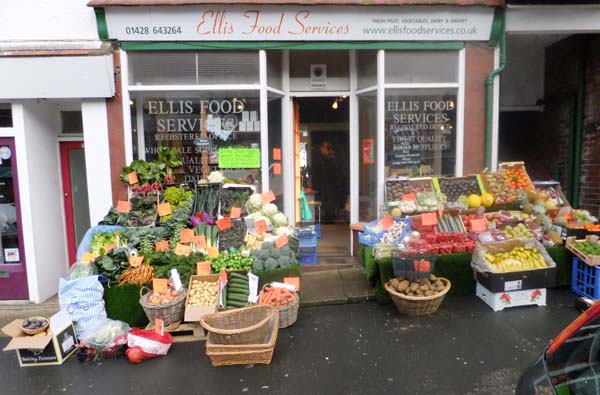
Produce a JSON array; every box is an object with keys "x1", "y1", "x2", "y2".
[{"x1": 385, "y1": 90, "x2": 457, "y2": 177}]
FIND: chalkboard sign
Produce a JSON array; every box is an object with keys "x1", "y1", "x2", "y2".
[{"x1": 385, "y1": 92, "x2": 456, "y2": 177}]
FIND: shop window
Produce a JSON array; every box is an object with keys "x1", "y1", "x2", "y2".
[
  {"x1": 385, "y1": 51, "x2": 458, "y2": 84},
  {"x1": 130, "y1": 51, "x2": 197, "y2": 85},
  {"x1": 0, "y1": 104, "x2": 12, "y2": 128},
  {"x1": 132, "y1": 92, "x2": 261, "y2": 185},
  {"x1": 129, "y1": 51, "x2": 259, "y2": 86},
  {"x1": 385, "y1": 88, "x2": 457, "y2": 177},
  {"x1": 358, "y1": 91, "x2": 378, "y2": 222},
  {"x1": 290, "y1": 50, "x2": 349, "y2": 91},
  {"x1": 357, "y1": 50, "x2": 378, "y2": 90},
  {"x1": 60, "y1": 111, "x2": 83, "y2": 134},
  {"x1": 267, "y1": 51, "x2": 283, "y2": 91}
]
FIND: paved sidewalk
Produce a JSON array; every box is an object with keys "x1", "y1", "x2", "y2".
[{"x1": 0, "y1": 288, "x2": 581, "y2": 395}]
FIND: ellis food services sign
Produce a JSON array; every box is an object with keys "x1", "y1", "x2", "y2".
[{"x1": 104, "y1": 6, "x2": 494, "y2": 41}]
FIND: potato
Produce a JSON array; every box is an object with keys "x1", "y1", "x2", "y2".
[
  {"x1": 425, "y1": 290, "x2": 434, "y2": 297},
  {"x1": 419, "y1": 284, "x2": 429, "y2": 292},
  {"x1": 409, "y1": 282, "x2": 419, "y2": 292},
  {"x1": 390, "y1": 278, "x2": 400, "y2": 288},
  {"x1": 397, "y1": 280, "x2": 410, "y2": 293},
  {"x1": 416, "y1": 289, "x2": 424, "y2": 296},
  {"x1": 430, "y1": 274, "x2": 437, "y2": 280}
]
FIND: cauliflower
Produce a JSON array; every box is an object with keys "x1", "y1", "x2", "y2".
[
  {"x1": 207, "y1": 171, "x2": 224, "y2": 184},
  {"x1": 246, "y1": 194, "x2": 264, "y2": 213},
  {"x1": 272, "y1": 212, "x2": 288, "y2": 227},
  {"x1": 262, "y1": 203, "x2": 279, "y2": 217},
  {"x1": 274, "y1": 226, "x2": 294, "y2": 236}
]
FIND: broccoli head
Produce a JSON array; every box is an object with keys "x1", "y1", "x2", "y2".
[
  {"x1": 252, "y1": 259, "x2": 264, "y2": 272},
  {"x1": 262, "y1": 241, "x2": 275, "y2": 250},
  {"x1": 278, "y1": 256, "x2": 291, "y2": 268},
  {"x1": 258, "y1": 249, "x2": 270, "y2": 260},
  {"x1": 281, "y1": 246, "x2": 293, "y2": 257},
  {"x1": 270, "y1": 248, "x2": 282, "y2": 259},
  {"x1": 264, "y1": 257, "x2": 278, "y2": 271},
  {"x1": 290, "y1": 256, "x2": 298, "y2": 266}
]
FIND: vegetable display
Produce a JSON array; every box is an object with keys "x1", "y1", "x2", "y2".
[
  {"x1": 388, "y1": 275, "x2": 447, "y2": 297},
  {"x1": 250, "y1": 242, "x2": 298, "y2": 272},
  {"x1": 146, "y1": 286, "x2": 183, "y2": 305},
  {"x1": 160, "y1": 186, "x2": 193, "y2": 223},
  {"x1": 210, "y1": 249, "x2": 253, "y2": 273},
  {"x1": 218, "y1": 220, "x2": 247, "y2": 252},
  {"x1": 220, "y1": 187, "x2": 252, "y2": 217},
  {"x1": 195, "y1": 222, "x2": 219, "y2": 249},
  {"x1": 258, "y1": 286, "x2": 295, "y2": 306},
  {"x1": 188, "y1": 279, "x2": 219, "y2": 306},
  {"x1": 223, "y1": 272, "x2": 250, "y2": 309},
  {"x1": 195, "y1": 184, "x2": 221, "y2": 219},
  {"x1": 90, "y1": 232, "x2": 122, "y2": 256},
  {"x1": 119, "y1": 264, "x2": 154, "y2": 286},
  {"x1": 150, "y1": 251, "x2": 206, "y2": 287}
]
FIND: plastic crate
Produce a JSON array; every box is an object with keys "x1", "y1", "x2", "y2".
[
  {"x1": 296, "y1": 226, "x2": 317, "y2": 239},
  {"x1": 571, "y1": 257, "x2": 600, "y2": 299},
  {"x1": 299, "y1": 237, "x2": 317, "y2": 248},
  {"x1": 358, "y1": 231, "x2": 379, "y2": 247},
  {"x1": 299, "y1": 246, "x2": 317, "y2": 256},
  {"x1": 300, "y1": 252, "x2": 318, "y2": 265},
  {"x1": 391, "y1": 251, "x2": 436, "y2": 280},
  {"x1": 315, "y1": 224, "x2": 321, "y2": 238}
]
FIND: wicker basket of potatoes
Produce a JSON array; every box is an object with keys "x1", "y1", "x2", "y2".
[{"x1": 384, "y1": 275, "x2": 451, "y2": 316}]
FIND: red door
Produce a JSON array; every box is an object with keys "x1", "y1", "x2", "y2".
[
  {"x1": 60, "y1": 142, "x2": 90, "y2": 266},
  {"x1": 0, "y1": 138, "x2": 28, "y2": 299}
]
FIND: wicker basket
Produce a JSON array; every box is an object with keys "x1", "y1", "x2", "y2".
[
  {"x1": 139, "y1": 287, "x2": 187, "y2": 326},
  {"x1": 384, "y1": 278, "x2": 451, "y2": 316},
  {"x1": 200, "y1": 305, "x2": 279, "y2": 366},
  {"x1": 274, "y1": 292, "x2": 299, "y2": 329}
]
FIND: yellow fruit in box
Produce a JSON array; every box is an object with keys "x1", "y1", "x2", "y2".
[
  {"x1": 468, "y1": 194, "x2": 482, "y2": 208},
  {"x1": 391, "y1": 207, "x2": 402, "y2": 217},
  {"x1": 481, "y1": 193, "x2": 494, "y2": 208},
  {"x1": 545, "y1": 200, "x2": 557, "y2": 210}
]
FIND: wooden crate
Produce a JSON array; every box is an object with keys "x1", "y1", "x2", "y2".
[
  {"x1": 566, "y1": 235, "x2": 600, "y2": 266},
  {"x1": 145, "y1": 321, "x2": 205, "y2": 343}
]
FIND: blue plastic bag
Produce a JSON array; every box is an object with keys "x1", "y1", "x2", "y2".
[{"x1": 59, "y1": 275, "x2": 107, "y2": 337}]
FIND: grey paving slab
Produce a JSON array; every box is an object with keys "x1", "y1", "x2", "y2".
[
  {"x1": 339, "y1": 267, "x2": 375, "y2": 302},
  {"x1": 300, "y1": 270, "x2": 348, "y2": 307}
]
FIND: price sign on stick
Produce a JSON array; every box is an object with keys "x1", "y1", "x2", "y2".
[
  {"x1": 470, "y1": 218, "x2": 487, "y2": 232},
  {"x1": 194, "y1": 235, "x2": 207, "y2": 249},
  {"x1": 379, "y1": 214, "x2": 394, "y2": 230},
  {"x1": 230, "y1": 207, "x2": 242, "y2": 219},
  {"x1": 127, "y1": 172, "x2": 139, "y2": 185},
  {"x1": 422, "y1": 212, "x2": 438, "y2": 226},
  {"x1": 174, "y1": 243, "x2": 191, "y2": 257},
  {"x1": 116, "y1": 200, "x2": 131, "y2": 214},
  {"x1": 155, "y1": 240, "x2": 169, "y2": 252},
  {"x1": 152, "y1": 278, "x2": 168, "y2": 293},
  {"x1": 129, "y1": 255, "x2": 143, "y2": 267},
  {"x1": 275, "y1": 233, "x2": 289, "y2": 248},
  {"x1": 402, "y1": 193, "x2": 416, "y2": 202},
  {"x1": 262, "y1": 190, "x2": 276, "y2": 204},
  {"x1": 155, "y1": 319, "x2": 164, "y2": 336},
  {"x1": 197, "y1": 261, "x2": 211, "y2": 275},
  {"x1": 180, "y1": 229, "x2": 195, "y2": 244},
  {"x1": 254, "y1": 219, "x2": 268, "y2": 233},
  {"x1": 216, "y1": 217, "x2": 232, "y2": 231},
  {"x1": 157, "y1": 202, "x2": 172, "y2": 217}
]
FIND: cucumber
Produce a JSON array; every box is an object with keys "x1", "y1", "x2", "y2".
[
  {"x1": 229, "y1": 272, "x2": 248, "y2": 281},
  {"x1": 227, "y1": 300, "x2": 247, "y2": 308},
  {"x1": 221, "y1": 286, "x2": 227, "y2": 306},
  {"x1": 229, "y1": 280, "x2": 249, "y2": 288},
  {"x1": 228, "y1": 289, "x2": 249, "y2": 296},
  {"x1": 228, "y1": 283, "x2": 249, "y2": 291},
  {"x1": 227, "y1": 294, "x2": 248, "y2": 303}
]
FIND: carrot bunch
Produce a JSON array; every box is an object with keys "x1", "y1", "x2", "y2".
[{"x1": 258, "y1": 286, "x2": 295, "y2": 306}]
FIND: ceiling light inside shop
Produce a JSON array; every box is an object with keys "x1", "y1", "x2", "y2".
[{"x1": 332, "y1": 99, "x2": 338, "y2": 110}]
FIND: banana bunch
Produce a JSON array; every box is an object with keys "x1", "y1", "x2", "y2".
[{"x1": 484, "y1": 246, "x2": 547, "y2": 273}]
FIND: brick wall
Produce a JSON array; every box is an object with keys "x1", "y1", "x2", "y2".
[
  {"x1": 106, "y1": 50, "x2": 127, "y2": 204},
  {"x1": 464, "y1": 43, "x2": 494, "y2": 174},
  {"x1": 581, "y1": 36, "x2": 600, "y2": 215}
]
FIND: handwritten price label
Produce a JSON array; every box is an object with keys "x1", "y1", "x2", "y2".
[
  {"x1": 197, "y1": 261, "x2": 211, "y2": 275},
  {"x1": 254, "y1": 219, "x2": 268, "y2": 233},
  {"x1": 421, "y1": 212, "x2": 438, "y2": 226},
  {"x1": 129, "y1": 255, "x2": 143, "y2": 267},
  {"x1": 174, "y1": 243, "x2": 191, "y2": 257},
  {"x1": 157, "y1": 202, "x2": 172, "y2": 217},
  {"x1": 127, "y1": 172, "x2": 139, "y2": 185},
  {"x1": 230, "y1": 207, "x2": 242, "y2": 219},
  {"x1": 379, "y1": 214, "x2": 394, "y2": 230},
  {"x1": 116, "y1": 200, "x2": 131, "y2": 214},
  {"x1": 216, "y1": 217, "x2": 232, "y2": 231},
  {"x1": 152, "y1": 278, "x2": 168, "y2": 293},
  {"x1": 194, "y1": 235, "x2": 207, "y2": 249},
  {"x1": 275, "y1": 233, "x2": 288, "y2": 248},
  {"x1": 262, "y1": 190, "x2": 276, "y2": 204},
  {"x1": 180, "y1": 229, "x2": 195, "y2": 244},
  {"x1": 155, "y1": 240, "x2": 169, "y2": 252}
]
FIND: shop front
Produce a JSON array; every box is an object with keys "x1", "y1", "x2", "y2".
[{"x1": 91, "y1": 0, "x2": 502, "y2": 255}]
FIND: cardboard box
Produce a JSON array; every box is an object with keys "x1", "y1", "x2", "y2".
[
  {"x1": 184, "y1": 274, "x2": 220, "y2": 322},
  {"x1": 474, "y1": 267, "x2": 556, "y2": 293},
  {"x1": 476, "y1": 282, "x2": 546, "y2": 312},
  {"x1": 2, "y1": 310, "x2": 77, "y2": 367}
]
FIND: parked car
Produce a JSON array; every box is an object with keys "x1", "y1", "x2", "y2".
[{"x1": 517, "y1": 301, "x2": 600, "y2": 394}]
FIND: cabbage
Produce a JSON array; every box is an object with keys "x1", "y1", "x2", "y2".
[
  {"x1": 272, "y1": 212, "x2": 288, "y2": 227},
  {"x1": 253, "y1": 215, "x2": 271, "y2": 228},
  {"x1": 262, "y1": 203, "x2": 279, "y2": 217},
  {"x1": 246, "y1": 194, "x2": 264, "y2": 213},
  {"x1": 274, "y1": 226, "x2": 294, "y2": 236}
]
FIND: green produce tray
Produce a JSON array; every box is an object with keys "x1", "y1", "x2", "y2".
[
  {"x1": 103, "y1": 284, "x2": 149, "y2": 328},
  {"x1": 254, "y1": 264, "x2": 302, "y2": 288}
]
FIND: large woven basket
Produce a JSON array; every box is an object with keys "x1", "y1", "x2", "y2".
[
  {"x1": 384, "y1": 278, "x2": 451, "y2": 316},
  {"x1": 200, "y1": 305, "x2": 279, "y2": 366},
  {"x1": 139, "y1": 287, "x2": 187, "y2": 326}
]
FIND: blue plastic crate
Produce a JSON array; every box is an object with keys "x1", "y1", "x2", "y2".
[
  {"x1": 299, "y1": 237, "x2": 317, "y2": 248},
  {"x1": 300, "y1": 252, "x2": 318, "y2": 265},
  {"x1": 300, "y1": 246, "x2": 317, "y2": 255},
  {"x1": 358, "y1": 231, "x2": 379, "y2": 247},
  {"x1": 296, "y1": 225, "x2": 317, "y2": 239},
  {"x1": 571, "y1": 257, "x2": 600, "y2": 299},
  {"x1": 315, "y1": 224, "x2": 321, "y2": 238}
]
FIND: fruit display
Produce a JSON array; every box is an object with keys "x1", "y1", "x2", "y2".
[
  {"x1": 483, "y1": 245, "x2": 548, "y2": 273},
  {"x1": 500, "y1": 163, "x2": 534, "y2": 191},
  {"x1": 481, "y1": 193, "x2": 494, "y2": 208},
  {"x1": 468, "y1": 194, "x2": 482, "y2": 209},
  {"x1": 566, "y1": 236, "x2": 600, "y2": 265},
  {"x1": 385, "y1": 178, "x2": 433, "y2": 202},
  {"x1": 502, "y1": 223, "x2": 535, "y2": 239},
  {"x1": 188, "y1": 279, "x2": 219, "y2": 306},
  {"x1": 387, "y1": 275, "x2": 447, "y2": 297},
  {"x1": 381, "y1": 221, "x2": 410, "y2": 245},
  {"x1": 573, "y1": 241, "x2": 600, "y2": 256},
  {"x1": 482, "y1": 172, "x2": 517, "y2": 205},
  {"x1": 223, "y1": 272, "x2": 250, "y2": 309},
  {"x1": 462, "y1": 214, "x2": 488, "y2": 233},
  {"x1": 436, "y1": 176, "x2": 481, "y2": 202},
  {"x1": 406, "y1": 232, "x2": 476, "y2": 254}
]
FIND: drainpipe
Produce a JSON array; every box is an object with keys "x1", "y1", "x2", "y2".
[
  {"x1": 485, "y1": 8, "x2": 506, "y2": 169},
  {"x1": 572, "y1": 40, "x2": 587, "y2": 208}
]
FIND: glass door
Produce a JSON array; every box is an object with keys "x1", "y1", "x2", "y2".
[
  {"x1": 60, "y1": 142, "x2": 90, "y2": 265},
  {"x1": 0, "y1": 138, "x2": 28, "y2": 299}
]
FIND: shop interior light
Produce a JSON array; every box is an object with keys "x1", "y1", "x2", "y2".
[{"x1": 332, "y1": 98, "x2": 339, "y2": 110}]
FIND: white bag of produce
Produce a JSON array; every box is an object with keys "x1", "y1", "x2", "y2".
[{"x1": 59, "y1": 275, "x2": 107, "y2": 337}]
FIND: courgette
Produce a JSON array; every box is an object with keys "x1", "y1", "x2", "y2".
[
  {"x1": 221, "y1": 286, "x2": 227, "y2": 305},
  {"x1": 228, "y1": 289, "x2": 249, "y2": 296}
]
